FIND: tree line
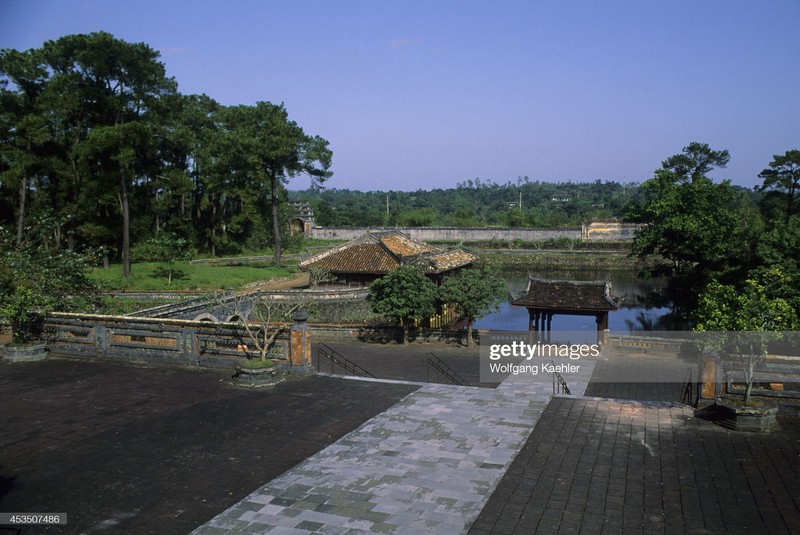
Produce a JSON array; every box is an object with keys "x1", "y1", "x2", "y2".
[
  {"x1": 293, "y1": 179, "x2": 642, "y2": 228},
  {"x1": 0, "y1": 32, "x2": 332, "y2": 276}
]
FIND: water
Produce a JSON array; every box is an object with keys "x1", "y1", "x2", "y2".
[{"x1": 474, "y1": 270, "x2": 677, "y2": 333}]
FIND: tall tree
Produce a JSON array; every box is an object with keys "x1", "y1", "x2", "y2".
[
  {"x1": 222, "y1": 102, "x2": 331, "y2": 266},
  {"x1": 661, "y1": 141, "x2": 730, "y2": 183},
  {"x1": 758, "y1": 149, "x2": 800, "y2": 223},
  {"x1": 632, "y1": 144, "x2": 760, "y2": 307},
  {"x1": 0, "y1": 47, "x2": 50, "y2": 244},
  {"x1": 40, "y1": 32, "x2": 177, "y2": 277}
]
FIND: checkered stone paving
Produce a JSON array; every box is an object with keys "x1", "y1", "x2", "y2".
[{"x1": 192, "y1": 363, "x2": 597, "y2": 534}]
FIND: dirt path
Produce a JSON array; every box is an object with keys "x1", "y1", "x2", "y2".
[{"x1": 246, "y1": 272, "x2": 309, "y2": 291}]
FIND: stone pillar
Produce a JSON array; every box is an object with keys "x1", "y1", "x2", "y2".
[{"x1": 290, "y1": 310, "x2": 311, "y2": 367}]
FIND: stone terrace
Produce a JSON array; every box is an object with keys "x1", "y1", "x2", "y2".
[{"x1": 1, "y1": 344, "x2": 799, "y2": 534}]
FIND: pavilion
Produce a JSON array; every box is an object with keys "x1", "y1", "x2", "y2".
[{"x1": 511, "y1": 278, "x2": 621, "y2": 343}]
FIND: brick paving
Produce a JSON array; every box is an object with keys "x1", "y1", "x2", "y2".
[
  {"x1": 469, "y1": 397, "x2": 800, "y2": 535},
  {"x1": 0, "y1": 357, "x2": 417, "y2": 534}
]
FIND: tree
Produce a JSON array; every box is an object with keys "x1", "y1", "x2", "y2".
[
  {"x1": 632, "y1": 177, "x2": 758, "y2": 287},
  {"x1": 130, "y1": 232, "x2": 192, "y2": 284},
  {"x1": 661, "y1": 141, "x2": 730, "y2": 184},
  {"x1": 367, "y1": 266, "x2": 438, "y2": 344},
  {"x1": 307, "y1": 265, "x2": 335, "y2": 288},
  {"x1": 39, "y1": 32, "x2": 177, "y2": 277},
  {"x1": 0, "y1": 47, "x2": 50, "y2": 244},
  {"x1": 695, "y1": 269, "x2": 799, "y2": 403},
  {"x1": 758, "y1": 149, "x2": 800, "y2": 223},
  {"x1": 220, "y1": 102, "x2": 331, "y2": 266},
  {"x1": 0, "y1": 225, "x2": 101, "y2": 342},
  {"x1": 631, "y1": 144, "x2": 760, "y2": 307},
  {"x1": 214, "y1": 291, "x2": 303, "y2": 363},
  {"x1": 440, "y1": 267, "x2": 507, "y2": 346}
]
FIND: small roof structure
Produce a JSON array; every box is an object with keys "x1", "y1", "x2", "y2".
[
  {"x1": 511, "y1": 279, "x2": 621, "y2": 341},
  {"x1": 299, "y1": 230, "x2": 477, "y2": 277},
  {"x1": 511, "y1": 279, "x2": 621, "y2": 311}
]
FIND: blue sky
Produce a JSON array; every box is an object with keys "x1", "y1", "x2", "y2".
[{"x1": 2, "y1": 0, "x2": 798, "y2": 191}]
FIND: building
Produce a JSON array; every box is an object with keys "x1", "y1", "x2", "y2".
[
  {"x1": 299, "y1": 230, "x2": 477, "y2": 288},
  {"x1": 511, "y1": 278, "x2": 621, "y2": 342},
  {"x1": 288, "y1": 201, "x2": 315, "y2": 237}
]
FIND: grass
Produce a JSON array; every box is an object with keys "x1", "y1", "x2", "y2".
[{"x1": 90, "y1": 261, "x2": 295, "y2": 291}]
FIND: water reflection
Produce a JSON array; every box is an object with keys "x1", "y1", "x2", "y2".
[{"x1": 475, "y1": 270, "x2": 685, "y2": 333}]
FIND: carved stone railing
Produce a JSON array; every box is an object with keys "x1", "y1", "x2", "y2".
[
  {"x1": 43, "y1": 312, "x2": 292, "y2": 369},
  {"x1": 132, "y1": 288, "x2": 368, "y2": 321}
]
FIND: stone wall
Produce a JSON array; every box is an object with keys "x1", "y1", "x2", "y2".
[
  {"x1": 311, "y1": 223, "x2": 642, "y2": 242},
  {"x1": 42, "y1": 313, "x2": 471, "y2": 367},
  {"x1": 581, "y1": 221, "x2": 645, "y2": 241},
  {"x1": 310, "y1": 226, "x2": 581, "y2": 242}
]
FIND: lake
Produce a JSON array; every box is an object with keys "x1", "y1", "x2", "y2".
[{"x1": 474, "y1": 270, "x2": 681, "y2": 333}]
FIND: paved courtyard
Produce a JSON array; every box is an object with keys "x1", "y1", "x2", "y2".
[
  {"x1": 0, "y1": 357, "x2": 416, "y2": 534},
  {"x1": 1, "y1": 343, "x2": 799, "y2": 534},
  {"x1": 470, "y1": 397, "x2": 800, "y2": 534}
]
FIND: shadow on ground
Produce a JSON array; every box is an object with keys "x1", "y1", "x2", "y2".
[{"x1": 0, "y1": 357, "x2": 417, "y2": 534}]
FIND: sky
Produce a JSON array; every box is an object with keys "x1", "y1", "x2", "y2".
[{"x1": 1, "y1": 0, "x2": 798, "y2": 191}]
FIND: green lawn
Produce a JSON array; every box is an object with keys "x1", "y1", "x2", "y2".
[{"x1": 90, "y1": 261, "x2": 295, "y2": 291}]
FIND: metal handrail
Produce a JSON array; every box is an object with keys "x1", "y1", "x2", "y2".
[
  {"x1": 316, "y1": 343, "x2": 375, "y2": 378},
  {"x1": 426, "y1": 353, "x2": 471, "y2": 386},
  {"x1": 552, "y1": 362, "x2": 571, "y2": 395},
  {"x1": 680, "y1": 367, "x2": 695, "y2": 406}
]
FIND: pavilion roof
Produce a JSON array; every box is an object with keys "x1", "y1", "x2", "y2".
[
  {"x1": 511, "y1": 279, "x2": 621, "y2": 312},
  {"x1": 298, "y1": 231, "x2": 477, "y2": 276}
]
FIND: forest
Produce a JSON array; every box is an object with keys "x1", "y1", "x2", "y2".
[{"x1": 293, "y1": 179, "x2": 642, "y2": 228}]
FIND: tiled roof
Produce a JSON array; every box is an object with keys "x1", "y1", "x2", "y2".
[
  {"x1": 511, "y1": 279, "x2": 620, "y2": 311},
  {"x1": 299, "y1": 231, "x2": 476, "y2": 275},
  {"x1": 300, "y1": 243, "x2": 398, "y2": 274},
  {"x1": 410, "y1": 250, "x2": 479, "y2": 273},
  {"x1": 380, "y1": 232, "x2": 436, "y2": 257}
]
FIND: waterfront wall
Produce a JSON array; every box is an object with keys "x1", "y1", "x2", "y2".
[
  {"x1": 310, "y1": 221, "x2": 642, "y2": 242},
  {"x1": 310, "y1": 226, "x2": 582, "y2": 242},
  {"x1": 582, "y1": 221, "x2": 645, "y2": 241}
]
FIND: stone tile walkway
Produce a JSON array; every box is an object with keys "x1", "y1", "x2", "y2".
[
  {"x1": 192, "y1": 363, "x2": 597, "y2": 534},
  {"x1": 469, "y1": 396, "x2": 800, "y2": 535}
]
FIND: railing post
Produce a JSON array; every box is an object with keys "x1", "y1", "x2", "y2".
[
  {"x1": 698, "y1": 354, "x2": 719, "y2": 407},
  {"x1": 290, "y1": 310, "x2": 311, "y2": 367},
  {"x1": 96, "y1": 323, "x2": 107, "y2": 356}
]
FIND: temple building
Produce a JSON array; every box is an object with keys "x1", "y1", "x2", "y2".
[{"x1": 299, "y1": 230, "x2": 477, "y2": 288}]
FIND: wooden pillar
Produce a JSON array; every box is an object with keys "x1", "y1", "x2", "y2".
[{"x1": 546, "y1": 313, "x2": 553, "y2": 342}]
